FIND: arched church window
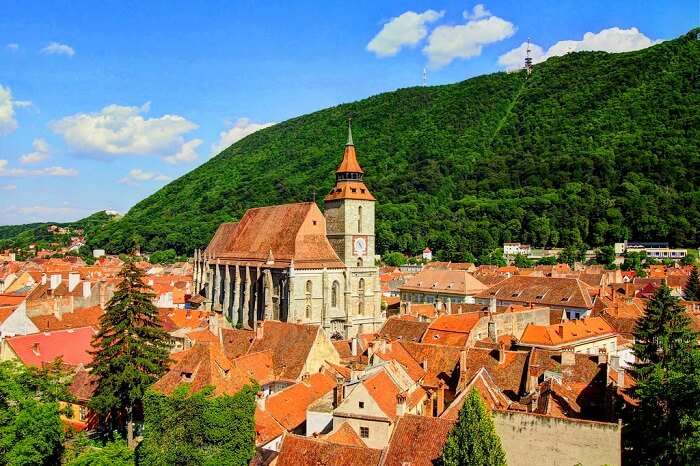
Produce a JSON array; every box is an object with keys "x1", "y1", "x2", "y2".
[
  {"x1": 358, "y1": 206, "x2": 363, "y2": 233},
  {"x1": 357, "y1": 257, "x2": 363, "y2": 267},
  {"x1": 305, "y1": 305, "x2": 311, "y2": 318},
  {"x1": 332, "y1": 281, "x2": 340, "y2": 308},
  {"x1": 305, "y1": 280, "x2": 312, "y2": 296},
  {"x1": 358, "y1": 279, "x2": 365, "y2": 315}
]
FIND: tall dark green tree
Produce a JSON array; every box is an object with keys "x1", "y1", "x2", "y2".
[
  {"x1": 683, "y1": 266, "x2": 700, "y2": 301},
  {"x1": 628, "y1": 284, "x2": 700, "y2": 465},
  {"x1": 88, "y1": 259, "x2": 171, "y2": 445},
  {"x1": 441, "y1": 389, "x2": 507, "y2": 466}
]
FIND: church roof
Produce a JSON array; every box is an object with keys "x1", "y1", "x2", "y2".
[
  {"x1": 335, "y1": 144, "x2": 364, "y2": 174},
  {"x1": 324, "y1": 181, "x2": 375, "y2": 201},
  {"x1": 204, "y1": 202, "x2": 345, "y2": 269}
]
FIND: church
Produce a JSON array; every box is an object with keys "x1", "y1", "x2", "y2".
[{"x1": 193, "y1": 123, "x2": 384, "y2": 338}]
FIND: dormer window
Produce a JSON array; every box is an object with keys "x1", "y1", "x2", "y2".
[{"x1": 181, "y1": 372, "x2": 193, "y2": 382}]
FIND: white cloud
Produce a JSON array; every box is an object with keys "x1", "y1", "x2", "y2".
[
  {"x1": 164, "y1": 138, "x2": 202, "y2": 165},
  {"x1": 498, "y1": 27, "x2": 660, "y2": 70},
  {"x1": 6, "y1": 43, "x2": 19, "y2": 51},
  {"x1": 51, "y1": 102, "x2": 198, "y2": 163},
  {"x1": 118, "y1": 168, "x2": 171, "y2": 185},
  {"x1": 0, "y1": 85, "x2": 18, "y2": 135},
  {"x1": 424, "y1": 13, "x2": 516, "y2": 68},
  {"x1": 41, "y1": 42, "x2": 75, "y2": 57},
  {"x1": 0, "y1": 159, "x2": 78, "y2": 177},
  {"x1": 211, "y1": 118, "x2": 275, "y2": 155},
  {"x1": 20, "y1": 138, "x2": 50, "y2": 164},
  {"x1": 0, "y1": 184, "x2": 16, "y2": 191},
  {"x1": 367, "y1": 10, "x2": 444, "y2": 57},
  {"x1": 13, "y1": 100, "x2": 33, "y2": 108},
  {"x1": 0, "y1": 204, "x2": 90, "y2": 224},
  {"x1": 463, "y1": 4, "x2": 490, "y2": 20}
]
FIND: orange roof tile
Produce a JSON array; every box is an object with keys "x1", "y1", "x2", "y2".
[
  {"x1": 324, "y1": 422, "x2": 367, "y2": 447},
  {"x1": 422, "y1": 312, "x2": 481, "y2": 347},
  {"x1": 233, "y1": 350, "x2": 275, "y2": 386},
  {"x1": 266, "y1": 373, "x2": 336, "y2": 430},
  {"x1": 400, "y1": 269, "x2": 487, "y2": 296},
  {"x1": 362, "y1": 370, "x2": 400, "y2": 420},
  {"x1": 275, "y1": 434, "x2": 382, "y2": 466},
  {"x1": 383, "y1": 415, "x2": 454, "y2": 466},
  {"x1": 30, "y1": 306, "x2": 103, "y2": 332},
  {"x1": 520, "y1": 317, "x2": 615, "y2": 348},
  {"x1": 254, "y1": 406, "x2": 285, "y2": 446}
]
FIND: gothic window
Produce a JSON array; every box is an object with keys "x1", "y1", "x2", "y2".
[
  {"x1": 332, "y1": 281, "x2": 340, "y2": 308},
  {"x1": 358, "y1": 206, "x2": 363, "y2": 233},
  {"x1": 305, "y1": 280, "x2": 313, "y2": 319},
  {"x1": 305, "y1": 280, "x2": 312, "y2": 296},
  {"x1": 357, "y1": 257, "x2": 363, "y2": 267},
  {"x1": 305, "y1": 305, "x2": 311, "y2": 318}
]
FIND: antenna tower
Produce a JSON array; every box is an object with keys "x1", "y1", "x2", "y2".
[
  {"x1": 524, "y1": 37, "x2": 533, "y2": 77},
  {"x1": 422, "y1": 67, "x2": 428, "y2": 87}
]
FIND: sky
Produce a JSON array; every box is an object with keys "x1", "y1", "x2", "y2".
[{"x1": 0, "y1": 0, "x2": 697, "y2": 225}]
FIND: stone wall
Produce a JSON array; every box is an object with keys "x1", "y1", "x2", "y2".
[{"x1": 493, "y1": 410, "x2": 621, "y2": 466}]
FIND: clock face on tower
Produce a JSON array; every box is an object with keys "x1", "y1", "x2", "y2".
[{"x1": 353, "y1": 236, "x2": 367, "y2": 256}]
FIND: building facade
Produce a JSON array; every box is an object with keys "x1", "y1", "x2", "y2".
[{"x1": 193, "y1": 124, "x2": 383, "y2": 338}]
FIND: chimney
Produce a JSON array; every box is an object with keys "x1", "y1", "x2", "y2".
[
  {"x1": 487, "y1": 319, "x2": 497, "y2": 342},
  {"x1": 367, "y1": 342, "x2": 375, "y2": 360},
  {"x1": 396, "y1": 392, "x2": 407, "y2": 416},
  {"x1": 447, "y1": 299, "x2": 452, "y2": 315},
  {"x1": 610, "y1": 355, "x2": 624, "y2": 387},
  {"x1": 597, "y1": 347, "x2": 608, "y2": 365},
  {"x1": 436, "y1": 383, "x2": 445, "y2": 415},
  {"x1": 459, "y1": 349, "x2": 467, "y2": 373},
  {"x1": 497, "y1": 342, "x2": 506, "y2": 365},
  {"x1": 256, "y1": 391, "x2": 266, "y2": 410},
  {"x1": 489, "y1": 296, "x2": 497, "y2": 314},
  {"x1": 561, "y1": 348, "x2": 575, "y2": 366},
  {"x1": 82, "y1": 281, "x2": 91, "y2": 298},
  {"x1": 351, "y1": 337, "x2": 358, "y2": 357},
  {"x1": 301, "y1": 372, "x2": 310, "y2": 383},
  {"x1": 49, "y1": 274, "x2": 62, "y2": 290},
  {"x1": 334, "y1": 376, "x2": 345, "y2": 408},
  {"x1": 68, "y1": 272, "x2": 80, "y2": 292},
  {"x1": 32, "y1": 342, "x2": 40, "y2": 355},
  {"x1": 256, "y1": 322, "x2": 264, "y2": 340}
]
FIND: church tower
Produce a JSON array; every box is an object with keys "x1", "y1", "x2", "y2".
[{"x1": 324, "y1": 120, "x2": 376, "y2": 267}]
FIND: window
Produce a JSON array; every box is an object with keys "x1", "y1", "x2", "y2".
[
  {"x1": 305, "y1": 305, "x2": 311, "y2": 318},
  {"x1": 332, "y1": 281, "x2": 340, "y2": 307},
  {"x1": 358, "y1": 206, "x2": 363, "y2": 233},
  {"x1": 305, "y1": 280, "x2": 312, "y2": 296},
  {"x1": 358, "y1": 279, "x2": 365, "y2": 315},
  {"x1": 359, "y1": 401, "x2": 365, "y2": 409},
  {"x1": 360, "y1": 427, "x2": 369, "y2": 438}
]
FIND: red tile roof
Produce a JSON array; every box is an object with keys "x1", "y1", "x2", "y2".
[
  {"x1": 5, "y1": 327, "x2": 96, "y2": 368},
  {"x1": 266, "y1": 373, "x2": 336, "y2": 430},
  {"x1": 30, "y1": 306, "x2": 103, "y2": 332},
  {"x1": 383, "y1": 414, "x2": 454, "y2": 466},
  {"x1": 324, "y1": 421, "x2": 367, "y2": 447},
  {"x1": 206, "y1": 202, "x2": 345, "y2": 269},
  {"x1": 233, "y1": 350, "x2": 275, "y2": 386},
  {"x1": 477, "y1": 275, "x2": 594, "y2": 309},
  {"x1": 378, "y1": 316, "x2": 429, "y2": 342},
  {"x1": 422, "y1": 312, "x2": 481, "y2": 347},
  {"x1": 362, "y1": 370, "x2": 400, "y2": 420},
  {"x1": 275, "y1": 434, "x2": 382, "y2": 466},
  {"x1": 152, "y1": 342, "x2": 250, "y2": 396},
  {"x1": 519, "y1": 317, "x2": 615, "y2": 348},
  {"x1": 254, "y1": 406, "x2": 285, "y2": 446},
  {"x1": 400, "y1": 269, "x2": 487, "y2": 296},
  {"x1": 248, "y1": 321, "x2": 321, "y2": 381}
]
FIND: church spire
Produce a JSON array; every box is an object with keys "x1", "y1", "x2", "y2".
[{"x1": 346, "y1": 118, "x2": 354, "y2": 146}]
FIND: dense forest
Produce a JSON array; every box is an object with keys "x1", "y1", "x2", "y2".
[{"x1": 6, "y1": 29, "x2": 699, "y2": 260}]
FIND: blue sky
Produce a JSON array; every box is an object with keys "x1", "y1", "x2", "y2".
[{"x1": 0, "y1": 0, "x2": 697, "y2": 225}]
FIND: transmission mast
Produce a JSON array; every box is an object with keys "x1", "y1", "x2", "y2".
[
  {"x1": 422, "y1": 67, "x2": 428, "y2": 87},
  {"x1": 524, "y1": 37, "x2": 533, "y2": 77}
]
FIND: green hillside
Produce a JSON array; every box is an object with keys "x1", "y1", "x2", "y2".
[{"x1": 87, "y1": 29, "x2": 699, "y2": 260}]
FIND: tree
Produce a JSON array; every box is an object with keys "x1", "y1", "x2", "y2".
[
  {"x1": 479, "y1": 249, "x2": 506, "y2": 267},
  {"x1": 683, "y1": 266, "x2": 700, "y2": 301},
  {"x1": 88, "y1": 259, "x2": 171, "y2": 445},
  {"x1": 595, "y1": 245, "x2": 616, "y2": 267},
  {"x1": 0, "y1": 360, "x2": 72, "y2": 465},
  {"x1": 536, "y1": 255, "x2": 557, "y2": 265},
  {"x1": 382, "y1": 251, "x2": 407, "y2": 267},
  {"x1": 137, "y1": 385, "x2": 256, "y2": 466},
  {"x1": 628, "y1": 284, "x2": 700, "y2": 465},
  {"x1": 441, "y1": 389, "x2": 507, "y2": 466},
  {"x1": 65, "y1": 435, "x2": 133, "y2": 466},
  {"x1": 513, "y1": 254, "x2": 533, "y2": 268}
]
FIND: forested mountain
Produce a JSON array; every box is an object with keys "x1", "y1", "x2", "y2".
[{"x1": 79, "y1": 29, "x2": 699, "y2": 259}]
